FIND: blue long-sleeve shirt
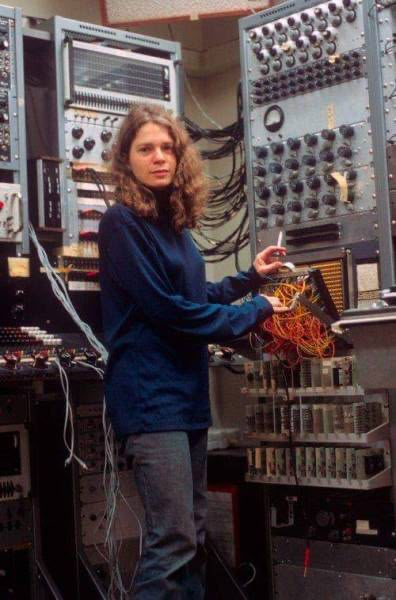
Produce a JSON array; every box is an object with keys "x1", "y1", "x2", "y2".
[{"x1": 98, "y1": 203, "x2": 273, "y2": 437}]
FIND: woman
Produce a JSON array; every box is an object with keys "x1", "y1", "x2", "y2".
[{"x1": 98, "y1": 103, "x2": 287, "y2": 599}]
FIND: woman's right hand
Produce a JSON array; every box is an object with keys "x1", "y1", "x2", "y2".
[{"x1": 261, "y1": 294, "x2": 291, "y2": 314}]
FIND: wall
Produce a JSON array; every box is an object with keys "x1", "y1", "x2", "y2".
[{"x1": 11, "y1": 0, "x2": 101, "y2": 21}]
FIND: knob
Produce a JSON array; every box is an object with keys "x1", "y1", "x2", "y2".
[
  {"x1": 249, "y1": 30, "x2": 262, "y2": 41},
  {"x1": 0, "y1": 39, "x2": 9, "y2": 50},
  {"x1": 256, "y1": 185, "x2": 271, "y2": 200},
  {"x1": 271, "y1": 203, "x2": 285, "y2": 214},
  {"x1": 253, "y1": 165, "x2": 267, "y2": 177},
  {"x1": 302, "y1": 154, "x2": 316, "y2": 166},
  {"x1": 72, "y1": 146, "x2": 84, "y2": 159},
  {"x1": 84, "y1": 137, "x2": 96, "y2": 150},
  {"x1": 70, "y1": 122, "x2": 85, "y2": 140},
  {"x1": 257, "y1": 49, "x2": 271, "y2": 62},
  {"x1": 101, "y1": 150, "x2": 112, "y2": 162},
  {"x1": 321, "y1": 129, "x2": 336, "y2": 141},
  {"x1": 322, "y1": 193, "x2": 337, "y2": 205},
  {"x1": 263, "y1": 37, "x2": 275, "y2": 50},
  {"x1": 323, "y1": 28, "x2": 337, "y2": 41},
  {"x1": 0, "y1": 111, "x2": 8, "y2": 123},
  {"x1": 308, "y1": 209, "x2": 319, "y2": 219},
  {"x1": 296, "y1": 36, "x2": 310, "y2": 49},
  {"x1": 287, "y1": 138, "x2": 301, "y2": 151},
  {"x1": 273, "y1": 183, "x2": 287, "y2": 196},
  {"x1": 307, "y1": 176, "x2": 321, "y2": 190},
  {"x1": 101, "y1": 129, "x2": 113, "y2": 143},
  {"x1": 271, "y1": 142, "x2": 284, "y2": 155},
  {"x1": 3, "y1": 352, "x2": 20, "y2": 369},
  {"x1": 289, "y1": 180, "x2": 304, "y2": 194},
  {"x1": 58, "y1": 351, "x2": 74, "y2": 368},
  {"x1": 256, "y1": 207, "x2": 269, "y2": 218},
  {"x1": 337, "y1": 145, "x2": 352, "y2": 159},
  {"x1": 33, "y1": 351, "x2": 49, "y2": 369},
  {"x1": 287, "y1": 16, "x2": 298, "y2": 27},
  {"x1": 326, "y1": 42, "x2": 337, "y2": 55},
  {"x1": 340, "y1": 124, "x2": 354, "y2": 138},
  {"x1": 331, "y1": 15, "x2": 343, "y2": 27},
  {"x1": 255, "y1": 146, "x2": 268, "y2": 159},
  {"x1": 285, "y1": 158, "x2": 299, "y2": 170},
  {"x1": 286, "y1": 55, "x2": 296, "y2": 67},
  {"x1": 346, "y1": 169, "x2": 357, "y2": 181},
  {"x1": 317, "y1": 20, "x2": 329, "y2": 32},
  {"x1": 262, "y1": 25, "x2": 274, "y2": 36},
  {"x1": 272, "y1": 60, "x2": 282, "y2": 72},
  {"x1": 328, "y1": 2, "x2": 342, "y2": 12},
  {"x1": 305, "y1": 197, "x2": 319, "y2": 209},
  {"x1": 298, "y1": 51, "x2": 309, "y2": 63},
  {"x1": 312, "y1": 47, "x2": 323, "y2": 60},
  {"x1": 269, "y1": 162, "x2": 283, "y2": 174},
  {"x1": 324, "y1": 173, "x2": 336, "y2": 185},
  {"x1": 288, "y1": 200, "x2": 302, "y2": 212},
  {"x1": 289, "y1": 29, "x2": 300, "y2": 42},
  {"x1": 345, "y1": 10, "x2": 356, "y2": 22},
  {"x1": 309, "y1": 32, "x2": 323, "y2": 46},
  {"x1": 304, "y1": 133, "x2": 318, "y2": 147},
  {"x1": 314, "y1": 7, "x2": 327, "y2": 18},
  {"x1": 319, "y1": 150, "x2": 335, "y2": 162}
]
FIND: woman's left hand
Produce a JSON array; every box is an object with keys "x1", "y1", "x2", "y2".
[{"x1": 253, "y1": 245, "x2": 286, "y2": 278}]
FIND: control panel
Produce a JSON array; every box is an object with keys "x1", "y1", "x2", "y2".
[
  {"x1": 0, "y1": 8, "x2": 27, "y2": 252},
  {"x1": 240, "y1": 0, "x2": 396, "y2": 291},
  {"x1": 25, "y1": 18, "x2": 182, "y2": 295}
]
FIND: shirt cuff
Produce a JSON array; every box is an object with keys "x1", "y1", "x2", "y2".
[
  {"x1": 247, "y1": 264, "x2": 264, "y2": 288},
  {"x1": 253, "y1": 294, "x2": 274, "y2": 318}
]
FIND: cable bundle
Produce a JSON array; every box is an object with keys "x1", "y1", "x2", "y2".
[
  {"x1": 185, "y1": 84, "x2": 250, "y2": 269},
  {"x1": 258, "y1": 281, "x2": 335, "y2": 365}
]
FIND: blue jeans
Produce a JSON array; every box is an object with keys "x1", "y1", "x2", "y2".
[{"x1": 125, "y1": 429, "x2": 208, "y2": 599}]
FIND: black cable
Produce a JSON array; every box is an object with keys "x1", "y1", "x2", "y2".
[{"x1": 82, "y1": 168, "x2": 111, "y2": 209}]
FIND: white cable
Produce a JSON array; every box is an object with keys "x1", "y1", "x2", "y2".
[
  {"x1": 29, "y1": 224, "x2": 108, "y2": 363},
  {"x1": 54, "y1": 358, "x2": 88, "y2": 470},
  {"x1": 240, "y1": 561, "x2": 257, "y2": 587},
  {"x1": 184, "y1": 74, "x2": 223, "y2": 130},
  {"x1": 28, "y1": 225, "x2": 143, "y2": 596},
  {"x1": 74, "y1": 360, "x2": 105, "y2": 379}
]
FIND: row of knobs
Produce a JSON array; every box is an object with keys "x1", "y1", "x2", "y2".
[
  {"x1": 254, "y1": 151, "x2": 355, "y2": 178},
  {"x1": 254, "y1": 126, "x2": 355, "y2": 168},
  {"x1": 71, "y1": 127, "x2": 113, "y2": 161},
  {"x1": 256, "y1": 171, "x2": 356, "y2": 199},
  {"x1": 252, "y1": 53, "x2": 361, "y2": 100},
  {"x1": 256, "y1": 194, "x2": 349, "y2": 215},
  {"x1": 251, "y1": 1, "x2": 356, "y2": 43},
  {"x1": 250, "y1": 2, "x2": 356, "y2": 72}
]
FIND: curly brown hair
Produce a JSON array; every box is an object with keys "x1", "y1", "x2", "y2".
[{"x1": 111, "y1": 104, "x2": 208, "y2": 231}]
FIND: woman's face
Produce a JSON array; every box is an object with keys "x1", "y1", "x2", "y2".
[{"x1": 129, "y1": 122, "x2": 177, "y2": 189}]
